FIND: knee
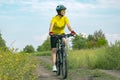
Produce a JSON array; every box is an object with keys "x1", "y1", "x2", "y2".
[
  {"x1": 62, "y1": 38, "x2": 66, "y2": 44},
  {"x1": 52, "y1": 48, "x2": 56, "y2": 53}
]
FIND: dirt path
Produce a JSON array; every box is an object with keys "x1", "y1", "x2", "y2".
[
  {"x1": 36, "y1": 64, "x2": 61, "y2": 80},
  {"x1": 35, "y1": 56, "x2": 120, "y2": 80},
  {"x1": 35, "y1": 56, "x2": 94, "y2": 80},
  {"x1": 35, "y1": 56, "x2": 61, "y2": 80},
  {"x1": 100, "y1": 70, "x2": 120, "y2": 79}
]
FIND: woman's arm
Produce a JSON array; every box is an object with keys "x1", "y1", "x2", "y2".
[
  {"x1": 67, "y1": 24, "x2": 73, "y2": 31},
  {"x1": 49, "y1": 23, "x2": 54, "y2": 32},
  {"x1": 67, "y1": 24, "x2": 76, "y2": 35},
  {"x1": 49, "y1": 23, "x2": 54, "y2": 35}
]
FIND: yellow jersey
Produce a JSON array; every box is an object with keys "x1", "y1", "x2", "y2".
[{"x1": 50, "y1": 15, "x2": 69, "y2": 35}]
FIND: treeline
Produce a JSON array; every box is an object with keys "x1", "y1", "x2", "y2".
[
  {"x1": 23, "y1": 29, "x2": 108, "y2": 53},
  {"x1": 72, "y1": 29, "x2": 108, "y2": 49},
  {"x1": 0, "y1": 29, "x2": 108, "y2": 53}
]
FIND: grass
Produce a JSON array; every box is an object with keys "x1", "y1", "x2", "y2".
[
  {"x1": 35, "y1": 43, "x2": 120, "y2": 79},
  {"x1": 68, "y1": 47, "x2": 106, "y2": 69},
  {"x1": 39, "y1": 59, "x2": 52, "y2": 70},
  {"x1": 0, "y1": 49, "x2": 37, "y2": 80},
  {"x1": 1, "y1": 41, "x2": 120, "y2": 79},
  {"x1": 36, "y1": 47, "x2": 119, "y2": 80},
  {"x1": 38, "y1": 55, "x2": 118, "y2": 80}
]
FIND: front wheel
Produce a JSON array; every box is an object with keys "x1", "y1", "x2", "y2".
[
  {"x1": 61, "y1": 50, "x2": 68, "y2": 79},
  {"x1": 56, "y1": 50, "x2": 60, "y2": 76}
]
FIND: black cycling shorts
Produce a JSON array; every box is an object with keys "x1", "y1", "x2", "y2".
[
  {"x1": 50, "y1": 35, "x2": 66, "y2": 48},
  {"x1": 50, "y1": 36, "x2": 58, "y2": 48}
]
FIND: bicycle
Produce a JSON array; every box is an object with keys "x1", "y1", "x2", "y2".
[{"x1": 51, "y1": 33, "x2": 73, "y2": 79}]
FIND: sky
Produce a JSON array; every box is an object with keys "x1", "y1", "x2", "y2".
[{"x1": 0, "y1": 0, "x2": 120, "y2": 50}]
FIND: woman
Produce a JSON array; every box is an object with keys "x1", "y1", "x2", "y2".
[{"x1": 49, "y1": 5, "x2": 76, "y2": 72}]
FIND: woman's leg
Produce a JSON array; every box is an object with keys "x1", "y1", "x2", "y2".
[
  {"x1": 52, "y1": 48, "x2": 57, "y2": 71},
  {"x1": 52, "y1": 48, "x2": 57, "y2": 65},
  {"x1": 62, "y1": 38, "x2": 66, "y2": 44}
]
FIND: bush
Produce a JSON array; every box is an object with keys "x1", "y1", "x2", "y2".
[
  {"x1": 0, "y1": 50, "x2": 37, "y2": 80},
  {"x1": 68, "y1": 47, "x2": 106, "y2": 69},
  {"x1": 72, "y1": 34, "x2": 87, "y2": 49},
  {"x1": 104, "y1": 41, "x2": 120, "y2": 69},
  {"x1": 66, "y1": 40, "x2": 120, "y2": 70},
  {"x1": 23, "y1": 45, "x2": 35, "y2": 53},
  {"x1": 86, "y1": 41, "x2": 120, "y2": 70}
]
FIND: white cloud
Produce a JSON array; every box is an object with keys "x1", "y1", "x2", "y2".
[
  {"x1": 106, "y1": 33, "x2": 120, "y2": 44},
  {"x1": 106, "y1": 33, "x2": 120, "y2": 40},
  {"x1": 1, "y1": 0, "x2": 119, "y2": 16},
  {"x1": 17, "y1": 1, "x2": 97, "y2": 17},
  {"x1": 1, "y1": 0, "x2": 119, "y2": 9},
  {"x1": 97, "y1": 0, "x2": 120, "y2": 8},
  {"x1": 0, "y1": 0, "x2": 94, "y2": 13},
  {"x1": 0, "y1": 0, "x2": 17, "y2": 4},
  {"x1": 18, "y1": 0, "x2": 120, "y2": 17}
]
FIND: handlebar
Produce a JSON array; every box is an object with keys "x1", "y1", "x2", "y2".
[{"x1": 51, "y1": 33, "x2": 74, "y2": 38}]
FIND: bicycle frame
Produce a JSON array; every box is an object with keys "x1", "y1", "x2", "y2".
[
  {"x1": 52, "y1": 34, "x2": 73, "y2": 79},
  {"x1": 56, "y1": 35, "x2": 65, "y2": 63}
]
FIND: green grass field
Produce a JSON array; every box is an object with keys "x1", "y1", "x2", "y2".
[
  {"x1": 68, "y1": 47, "x2": 106, "y2": 69},
  {"x1": 68, "y1": 43, "x2": 120, "y2": 70},
  {"x1": 36, "y1": 44, "x2": 120, "y2": 80}
]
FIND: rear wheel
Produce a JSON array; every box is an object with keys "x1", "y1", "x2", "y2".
[{"x1": 56, "y1": 50, "x2": 60, "y2": 76}]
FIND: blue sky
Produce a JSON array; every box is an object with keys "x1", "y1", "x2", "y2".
[{"x1": 0, "y1": 0, "x2": 120, "y2": 50}]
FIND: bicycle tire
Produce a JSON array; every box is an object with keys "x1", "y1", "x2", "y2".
[
  {"x1": 56, "y1": 50, "x2": 60, "y2": 76},
  {"x1": 61, "y1": 50, "x2": 68, "y2": 79}
]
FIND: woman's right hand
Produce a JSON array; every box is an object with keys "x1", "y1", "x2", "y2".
[
  {"x1": 49, "y1": 32, "x2": 54, "y2": 36},
  {"x1": 71, "y1": 31, "x2": 76, "y2": 35}
]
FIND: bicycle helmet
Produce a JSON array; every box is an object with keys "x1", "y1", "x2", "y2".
[{"x1": 56, "y1": 5, "x2": 66, "y2": 12}]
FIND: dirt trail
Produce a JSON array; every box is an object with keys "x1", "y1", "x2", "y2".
[
  {"x1": 36, "y1": 64, "x2": 61, "y2": 80},
  {"x1": 35, "y1": 56, "x2": 94, "y2": 80},
  {"x1": 35, "y1": 56, "x2": 120, "y2": 80},
  {"x1": 35, "y1": 56, "x2": 61, "y2": 80},
  {"x1": 100, "y1": 70, "x2": 120, "y2": 79}
]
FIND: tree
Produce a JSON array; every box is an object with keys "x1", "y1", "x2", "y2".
[
  {"x1": 23, "y1": 45, "x2": 35, "y2": 53},
  {"x1": 93, "y1": 29, "x2": 105, "y2": 41},
  {"x1": 87, "y1": 29, "x2": 108, "y2": 48},
  {"x1": 87, "y1": 34, "x2": 96, "y2": 48},
  {"x1": 87, "y1": 34, "x2": 94, "y2": 41},
  {"x1": 93, "y1": 29, "x2": 108, "y2": 47},
  {"x1": 97, "y1": 37, "x2": 108, "y2": 47},
  {"x1": 0, "y1": 32, "x2": 8, "y2": 50},
  {"x1": 72, "y1": 29, "x2": 108, "y2": 49},
  {"x1": 37, "y1": 37, "x2": 51, "y2": 51},
  {"x1": 72, "y1": 34, "x2": 87, "y2": 50}
]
